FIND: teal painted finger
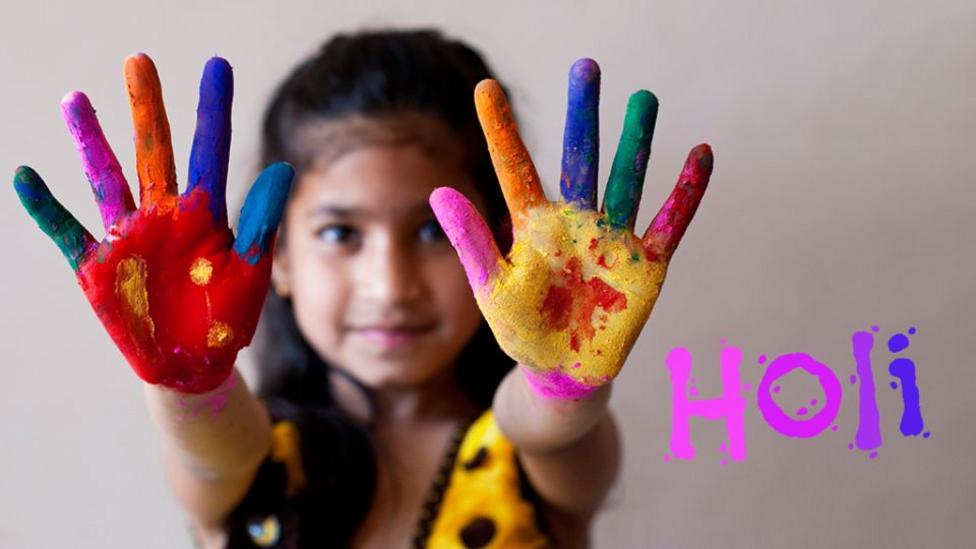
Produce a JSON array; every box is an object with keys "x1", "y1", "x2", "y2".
[
  {"x1": 234, "y1": 162, "x2": 294, "y2": 264},
  {"x1": 602, "y1": 90, "x2": 658, "y2": 230},
  {"x1": 13, "y1": 166, "x2": 96, "y2": 271}
]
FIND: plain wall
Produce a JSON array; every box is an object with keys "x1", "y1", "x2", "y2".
[{"x1": 1, "y1": 0, "x2": 973, "y2": 547}]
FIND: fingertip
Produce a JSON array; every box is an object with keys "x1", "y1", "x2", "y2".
[
  {"x1": 429, "y1": 186, "x2": 467, "y2": 211},
  {"x1": 124, "y1": 52, "x2": 153, "y2": 67},
  {"x1": 14, "y1": 164, "x2": 39, "y2": 182},
  {"x1": 474, "y1": 79, "x2": 505, "y2": 111},
  {"x1": 570, "y1": 57, "x2": 601, "y2": 83},
  {"x1": 124, "y1": 53, "x2": 159, "y2": 90},
  {"x1": 204, "y1": 56, "x2": 232, "y2": 74},
  {"x1": 201, "y1": 57, "x2": 233, "y2": 96},
  {"x1": 264, "y1": 161, "x2": 295, "y2": 190},
  {"x1": 629, "y1": 89, "x2": 659, "y2": 115},
  {"x1": 693, "y1": 143, "x2": 714, "y2": 174},
  {"x1": 474, "y1": 78, "x2": 500, "y2": 96},
  {"x1": 60, "y1": 91, "x2": 91, "y2": 110}
]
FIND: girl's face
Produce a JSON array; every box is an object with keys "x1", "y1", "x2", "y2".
[{"x1": 274, "y1": 122, "x2": 487, "y2": 390}]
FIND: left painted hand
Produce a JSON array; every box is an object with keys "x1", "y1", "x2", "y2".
[{"x1": 430, "y1": 58, "x2": 713, "y2": 400}]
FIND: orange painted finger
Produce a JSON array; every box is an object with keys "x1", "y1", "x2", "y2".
[
  {"x1": 124, "y1": 53, "x2": 177, "y2": 214},
  {"x1": 474, "y1": 80, "x2": 546, "y2": 230}
]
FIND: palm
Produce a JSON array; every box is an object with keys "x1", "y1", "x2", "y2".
[
  {"x1": 431, "y1": 58, "x2": 712, "y2": 399},
  {"x1": 14, "y1": 55, "x2": 292, "y2": 393}
]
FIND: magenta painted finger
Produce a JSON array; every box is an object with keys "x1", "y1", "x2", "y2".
[
  {"x1": 429, "y1": 187, "x2": 503, "y2": 294},
  {"x1": 61, "y1": 91, "x2": 135, "y2": 229},
  {"x1": 642, "y1": 143, "x2": 713, "y2": 263}
]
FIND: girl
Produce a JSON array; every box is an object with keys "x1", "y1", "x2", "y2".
[{"x1": 13, "y1": 29, "x2": 712, "y2": 548}]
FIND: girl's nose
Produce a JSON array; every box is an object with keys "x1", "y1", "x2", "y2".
[{"x1": 358, "y1": 237, "x2": 425, "y2": 305}]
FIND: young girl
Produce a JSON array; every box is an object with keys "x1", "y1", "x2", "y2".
[{"x1": 13, "y1": 29, "x2": 712, "y2": 548}]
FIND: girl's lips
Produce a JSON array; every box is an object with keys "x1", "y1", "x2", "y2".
[{"x1": 350, "y1": 325, "x2": 434, "y2": 349}]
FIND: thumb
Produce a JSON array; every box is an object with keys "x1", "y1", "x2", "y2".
[{"x1": 429, "y1": 187, "x2": 504, "y2": 296}]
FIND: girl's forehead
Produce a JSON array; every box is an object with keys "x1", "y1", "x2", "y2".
[
  {"x1": 290, "y1": 112, "x2": 466, "y2": 173},
  {"x1": 291, "y1": 142, "x2": 479, "y2": 219}
]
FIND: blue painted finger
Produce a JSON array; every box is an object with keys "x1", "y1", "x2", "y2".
[
  {"x1": 13, "y1": 166, "x2": 96, "y2": 271},
  {"x1": 186, "y1": 57, "x2": 233, "y2": 225},
  {"x1": 233, "y1": 162, "x2": 294, "y2": 264},
  {"x1": 560, "y1": 58, "x2": 600, "y2": 208}
]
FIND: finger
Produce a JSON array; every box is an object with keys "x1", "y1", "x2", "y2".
[
  {"x1": 642, "y1": 144, "x2": 713, "y2": 263},
  {"x1": 186, "y1": 56, "x2": 233, "y2": 226},
  {"x1": 234, "y1": 162, "x2": 295, "y2": 264},
  {"x1": 559, "y1": 58, "x2": 600, "y2": 208},
  {"x1": 13, "y1": 166, "x2": 96, "y2": 271},
  {"x1": 60, "y1": 91, "x2": 135, "y2": 230},
  {"x1": 474, "y1": 80, "x2": 546, "y2": 231},
  {"x1": 602, "y1": 90, "x2": 659, "y2": 230},
  {"x1": 429, "y1": 187, "x2": 504, "y2": 295},
  {"x1": 124, "y1": 53, "x2": 177, "y2": 214}
]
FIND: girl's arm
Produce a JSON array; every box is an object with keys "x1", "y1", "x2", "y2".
[
  {"x1": 493, "y1": 366, "x2": 620, "y2": 519},
  {"x1": 431, "y1": 58, "x2": 712, "y2": 529},
  {"x1": 144, "y1": 368, "x2": 272, "y2": 525}
]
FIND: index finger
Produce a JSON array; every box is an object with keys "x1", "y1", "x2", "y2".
[
  {"x1": 474, "y1": 80, "x2": 546, "y2": 231},
  {"x1": 124, "y1": 53, "x2": 177, "y2": 215}
]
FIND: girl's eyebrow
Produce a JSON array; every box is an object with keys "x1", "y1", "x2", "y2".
[{"x1": 306, "y1": 203, "x2": 433, "y2": 219}]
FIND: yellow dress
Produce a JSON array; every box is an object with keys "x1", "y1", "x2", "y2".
[
  {"x1": 423, "y1": 409, "x2": 552, "y2": 548},
  {"x1": 250, "y1": 409, "x2": 552, "y2": 548}
]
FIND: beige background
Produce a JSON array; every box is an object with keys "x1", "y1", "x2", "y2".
[{"x1": 1, "y1": 0, "x2": 973, "y2": 547}]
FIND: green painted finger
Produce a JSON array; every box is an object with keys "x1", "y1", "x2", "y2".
[
  {"x1": 602, "y1": 90, "x2": 658, "y2": 230},
  {"x1": 13, "y1": 166, "x2": 96, "y2": 271}
]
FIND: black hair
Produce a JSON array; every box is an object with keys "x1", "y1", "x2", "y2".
[{"x1": 222, "y1": 29, "x2": 515, "y2": 548}]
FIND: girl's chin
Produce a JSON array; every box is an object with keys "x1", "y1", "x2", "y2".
[{"x1": 340, "y1": 358, "x2": 445, "y2": 389}]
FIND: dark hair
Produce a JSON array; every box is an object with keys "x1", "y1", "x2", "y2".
[{"x1": 223, "y1": 29, "x2": 515, "y2": 548}]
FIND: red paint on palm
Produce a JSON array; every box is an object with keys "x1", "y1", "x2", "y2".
[
  {"x1": 77, "y1": 189, "x2": 272, "y2": 393},
  {"x1": 540, "y1": 257, "x2": 627, "y2": 353}
]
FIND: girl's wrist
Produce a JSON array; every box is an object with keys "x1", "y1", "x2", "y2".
[
  {"x1": 493, "y1": 363, "x2": 612, "y2": 454},
  {"x1": 145, "y1": 368, "x2": 239, "y2": 422}
]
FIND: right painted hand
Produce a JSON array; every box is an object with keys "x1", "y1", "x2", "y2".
[{"x1": 13, "y1": 54, "x2": 293, "y2": 394}]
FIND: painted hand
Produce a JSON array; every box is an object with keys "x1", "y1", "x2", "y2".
[
  {"x1": 13, "y1": 55, "x2": 293, "y2": 393},
  {"x1": 430, "y1": 58, "x2": 713, "y2": 400}
]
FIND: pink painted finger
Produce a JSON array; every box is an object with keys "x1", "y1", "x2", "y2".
[
  {"x1": 641, "y1": 144, "x2": 713, "y2": 263},
  {"x1": 429, "y1": 187, "x2": 503, "y2": 294},
  {"x1": 61, "y1": 91, "x2": 135, "y2": 229}
]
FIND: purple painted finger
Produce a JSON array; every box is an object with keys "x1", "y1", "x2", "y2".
[
  {"x1": 61, "y1": 91, "x2": 135, "y2": 229},
  {"x1": 429, "y1": 187, "x2": 503, "y2": 295}
]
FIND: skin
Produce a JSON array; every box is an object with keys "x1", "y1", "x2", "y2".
[{"x1": 274, "y1": 135, "x2": 486, "y2": 415}]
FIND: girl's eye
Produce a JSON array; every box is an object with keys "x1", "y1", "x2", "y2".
[
  {"x1": 317, "y1": 224, "x2": 359, "y2": 245},
  {"x1": 418, "y1": 219, "x2": 446, "y2": 243}
]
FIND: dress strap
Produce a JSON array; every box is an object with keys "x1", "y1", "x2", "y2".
[{"x1": 410, "y1": 418, "x2": 472, "y2": 548}]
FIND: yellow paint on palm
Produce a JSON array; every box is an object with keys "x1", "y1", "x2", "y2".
[
  {"x1": 206, "y1": 321, "x2": 234, "y2": 348},
  {"x1": 116, "y1": 255, "x2": 155, "y2": 338},
  {"x1": 480, "y1": 203, "x2": 667, "y2": 386},
  {"x1": 188, "y1": 257, "x2": 213, "y2": 285}
]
